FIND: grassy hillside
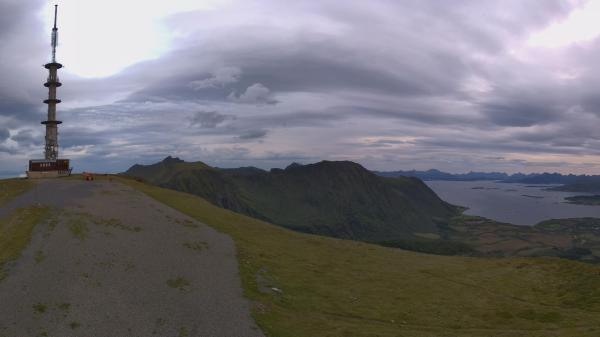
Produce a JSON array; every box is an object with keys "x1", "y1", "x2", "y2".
[
  {"x1": 120, "y1": 176, "x2": 600, "y2": 337},
  {"x1": 441, "y1": 215, "x2": 600, "y2": 262},
  {"x1": 125, "y1": 159, "x2": 600, "y2": 261},
  {"x1": 124, "y1": 157, "x2": 460, "y2": 242}
]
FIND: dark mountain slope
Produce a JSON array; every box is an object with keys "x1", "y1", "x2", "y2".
[
  {"x1": 124, "y1": 157, "x2": 460, "y2": 242},
  {"x1": 126, "y1": 156, "x2": 252, "y2": 213}
]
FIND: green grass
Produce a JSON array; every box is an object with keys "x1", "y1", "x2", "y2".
[
  {"x1": 33, "y1": 303, "x2": 48, "y2": 314},
  {"x1": 0, "y1": 206, "x2": 51, "y2": 279},
  {"x1": 68, "y1": 217, "x2": 88, "y2": 240},
  {"x1": 57, "y1": 302, "x2": 71, "y2": 312},
  {"x1": 119, "y1": 177, "x2": 600, "y2": 336},
  {"x1": 167, "y1": 277, "x2": 191, "y2": 291},
  {"x1": 183, "y1": 241, "x2": 208, "y2": 252},
  {"x1": 34, "y1": 250, "x2": 46, "y2": 264},
  {"x1": 91, "y1": 217, "x2": 142, "y2": 232},
  {"x1": 0, "y1": 179, "x2": 33, "y2": 207},
  {"x1": 178, "y1": 327, "x2": 189, "y2": 337}
]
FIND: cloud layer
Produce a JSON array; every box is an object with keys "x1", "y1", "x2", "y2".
[{"x1": 2, "y1": 0, "x2": 600, "y2": 174}]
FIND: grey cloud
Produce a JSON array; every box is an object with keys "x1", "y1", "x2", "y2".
[
  {"x1": 228, "y1": 83, "x2": 277, "y2": 104},
  {"x1": 238, "y1": 129, "x2": 268, "y2": 140},
  {"x1": 189, "y1": 67, "x2": 241, "y2": 90},
  {"x1": 417, "y1": 135, "x2": 599, "y2": 156},
  {"x1": 60, "y1": 128, "x2": 110, "y2": 148},
  {"x1": 0, "y1": 145, "x2": 17, "y2": 155},
  {"x1": 552, "y1": 138, "x2": 585, "y2": 147},
  {"x1": 481, "y1": 101, "x2": 561, "y2": 127},
  {"x1": 330, "y1": 104, "x2": 482, "y2": 127},
  {"x1": 0, "y1": 128, "x2": 9, "y2": 142},
  {"x1": 190, "y1": 111, "x2": 234, "y2": 128},
  {"x1": 246, "y1": 110, "x2": 344, "y2": 128},
  {"x1": 122, "y1": 36, "x2": 471, "y2": 105},
  {"x1": 363, "y1": 139, "x2": 411, "y2": 148},
  {"x1": 10, "y1": 129, "x2": 40, "y2": 146},
  {"x1": 3, "y1": 0, "x2": 599, "y2": 175},
  {"x1": 0, "y1": 99, "x2": 44, "y2": 123},
  {"x1": 0, "y1": 1, "x2": 41, "y2": 34}
]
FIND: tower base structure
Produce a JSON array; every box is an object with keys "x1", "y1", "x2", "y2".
[{"x1": 27, "y1": 159, "x2": 72, "y2": 179}]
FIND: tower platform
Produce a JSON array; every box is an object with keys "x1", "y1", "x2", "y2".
[
  {"x1": 44, "y1": 62, "x2": 63, "y2": 69},
  {"x1": 44, "y1": 81, "x2": 62, "y2": 87},
  {"x1": 41, "y1": 120, "x2": 62, "y2": 125}
]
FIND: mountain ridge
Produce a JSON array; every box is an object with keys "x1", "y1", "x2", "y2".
[{"x1": 124, "y1": 157, "x2": 461, "y2": 242}]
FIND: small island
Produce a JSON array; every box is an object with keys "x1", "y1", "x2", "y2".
[{"x1": 565, "y1": 195, "x2": 600, "y2": 206}]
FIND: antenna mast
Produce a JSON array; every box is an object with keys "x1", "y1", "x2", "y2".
[
  {"x1": 42, "y1": 3, "x2": 63, "y2": 162},
  {"x1": 27, "y1": 3, "x2": 71, "y2": 178},
  {"x1": 51, "y1": 5, "x2": 58, "y2": 63}
]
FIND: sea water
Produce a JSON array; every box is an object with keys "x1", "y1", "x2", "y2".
[{"x1": 426, "y1": 180, "x2": 600, "y2": 226}]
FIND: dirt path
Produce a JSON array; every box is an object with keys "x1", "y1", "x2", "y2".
[{"x1": 0, "y1": 179, "x2": 264, "y2": 337}]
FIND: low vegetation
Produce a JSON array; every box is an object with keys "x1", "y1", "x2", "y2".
[
  {"x1": 67, "y1": 216, "x2": 88, "y2": 241},
  {"x1": 92, "y1": 216, "x2": 142, "y2": 232},
  {"x1": 167, "y1": 277, "x2": 191, "y2": 291},
  {"x1": 34, "y1": 250, "x2": 46, "y2": 264},
  {"x1": 57, "y1": 302, "x2": 71, "y2": 312},
  {"x1": 0, "y1": 206, "x2": 51, "y2": 279},
  {"x1": 33, "y1": 303, "x2": 48, "y2": 314},
  {"x1": 447, "y1": 215, "x2": 600, "y2": 262},
  {"x1": 0, "y1": 178, "x2": 32, "y2": 207},
  {"x1": 121, "y1": 176, "x2": 600, "y2": 337},
  {"x1": 182, "y1": 241, "x2": 208, "y2": 252},
  {"x1": 565, "y1": 195, "x2": 600, "y2": 205}
]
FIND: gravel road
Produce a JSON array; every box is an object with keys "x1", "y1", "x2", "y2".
[{"x1": 0, "y1": 179, "x2": 265, "y2": 337}]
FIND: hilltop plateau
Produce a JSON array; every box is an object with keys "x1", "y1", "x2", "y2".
[{"x1": 3, "y1": 176, "x2": 600, "y2": 336}]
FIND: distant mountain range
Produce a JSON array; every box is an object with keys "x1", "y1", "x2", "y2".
[
  {"x1": 374, "y1": 169, "x2": 600, "y2": 187},
  {"x1": 375, "y1": 169, "x2": 512, "y2": 181},
  {"x1": 124, "y1": 157, "x2": 461, "y2": 243}
]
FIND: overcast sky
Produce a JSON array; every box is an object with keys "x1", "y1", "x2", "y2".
[{"x1": 3, "y1": 0, "x2": 600, "y2": 175}]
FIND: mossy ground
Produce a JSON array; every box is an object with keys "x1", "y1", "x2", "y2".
[
  {"x1": 0, "y1": 179, "x2": 48, "y2": 280},
  {"x1": 0, "y1": 206, "x2": 51, "y2": 279},
  {"x1": 118, "y1": 176, "x2": 600, "y2": 337},
  {"x1": 0, "y1": 179, "x2": 32, "y2": 207}
]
